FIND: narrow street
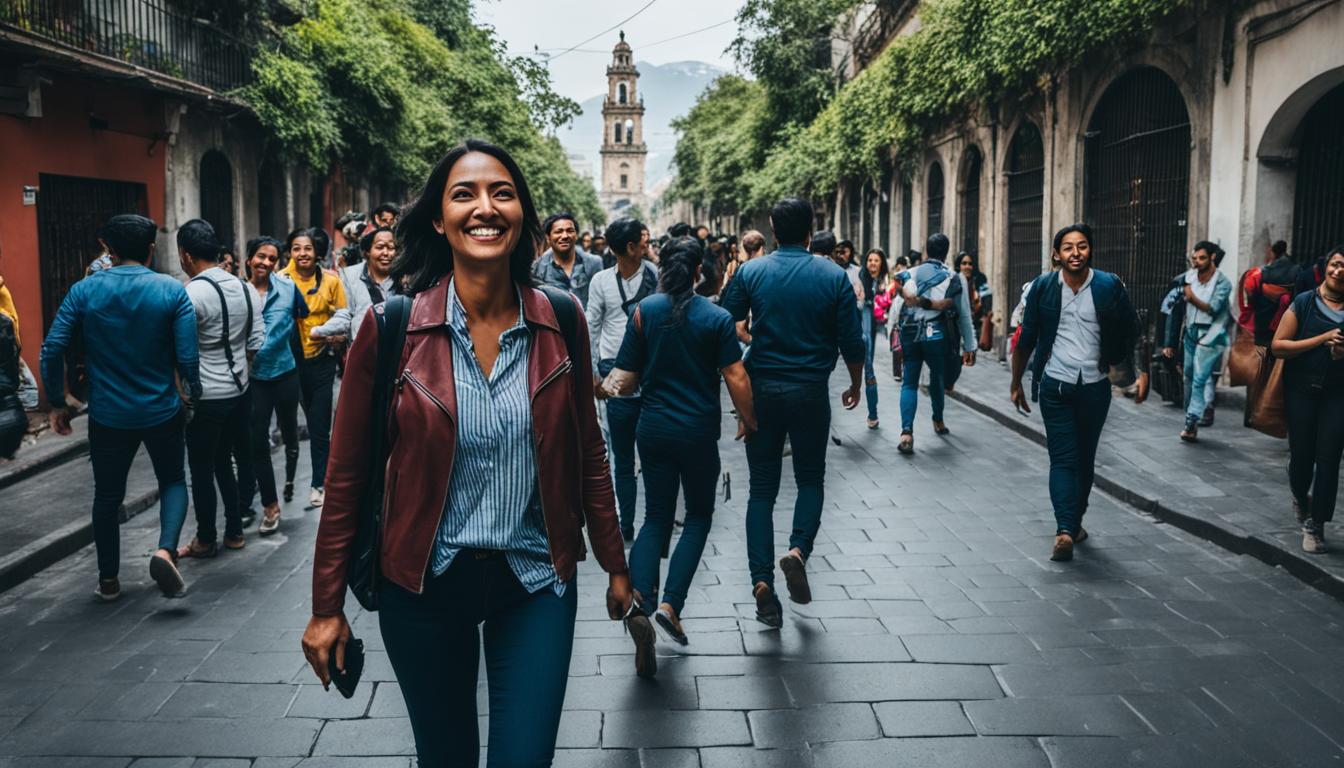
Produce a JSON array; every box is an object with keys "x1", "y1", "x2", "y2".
[{"x1": 2, "y1": 371, "x2": 1342, "y2": 767}]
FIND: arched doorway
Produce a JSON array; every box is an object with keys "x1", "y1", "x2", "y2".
[
  {"x1": 1006, "y1": 121, "x2": 1045, "y2": 297},
  {"x1": 959, "y1": 146, "x2": 982, "y2": 258},
  {"x1": 200, "y1": 150, "x2": 235, "y2": 250},
  {"x1": 1084, "y1": 66, "x2": 1191, "y2": 333},
  {"x1": 1292, "y1": 82, "x2": 1344, "y2": 264},
  {"x1": 926, "y1": 161, "x2": 944, "y2": 237}
]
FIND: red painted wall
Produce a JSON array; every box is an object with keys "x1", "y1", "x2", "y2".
[{"x1": 0, "y1": 73, "x2": 167, "y2": 389}]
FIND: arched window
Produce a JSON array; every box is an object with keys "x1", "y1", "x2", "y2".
[
  {"x1": 959, "y1": 146, "x2": 982, "y2": 257},
  {"x1": 620, "y1": 161, "x2": 630, "y2": 190},
  {"x1": 199, "y1": 150, "x2": 234, "y2": 250},
  {"x1": 925, "y1": 161, "x2": 944, "y2": 237},
  {"x1": 618, "y1": 82, "x2": 628, "y2": 104},
  {"x1": 614, "y1": 121, "x2": 622, "y2": 144},
  {"x1": 1006, "y1": 121, "x2": 1045, "y2": 297},
  {"x1": 624, "y1": 118, "x2": 635, "y2": 144},
  {"x1": 1084, "y1": 66, "x2": 1190, "y2": 331},
  {"x1": 1293, "y1": 82, "x2": 1344, "y2": 263}
]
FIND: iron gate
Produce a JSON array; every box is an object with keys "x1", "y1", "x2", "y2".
[
  {"x1": 926, "y1": 162, "x2": 944, "y2": 237},
  {"x1": 1006, "y1": 122, "x2": 1045, "y2": 300},
  {"x1": 36, "y1": 174, "x2": 149, "y2": 334},
  {"x1": 960, "y1": 146, "x2": 982, "y2": 257},
  {"x1": 1084, "y1": 67, "x2": 1191, "y2": 337},
  {"x1": 1293, "y1": 82, "x2": 1344, "y2": 264}
]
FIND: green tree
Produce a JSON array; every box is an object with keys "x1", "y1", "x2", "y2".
[{"x1": 668, "y1": 76, "x2": 768, "y2": 216}]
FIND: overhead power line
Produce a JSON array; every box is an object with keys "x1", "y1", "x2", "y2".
[
  {"x1": 544, "y1": 0, "x2": 661, "y2": 62},
  {"x1": 523, "y1": 17, "x2": 737, "y2": 58}
]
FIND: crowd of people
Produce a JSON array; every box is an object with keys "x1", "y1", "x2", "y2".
[{"x1": 6, "y1": 134, "x2": 1338, "y2": 766}]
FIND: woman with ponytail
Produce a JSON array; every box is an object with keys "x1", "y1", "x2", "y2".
[{"x1": 603, "y1": 236, "x2": 758, "y2": 677}]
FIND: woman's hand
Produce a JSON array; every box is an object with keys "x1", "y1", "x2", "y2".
[
  {"x1": 301, "y1": 613, "x2": 352, "y2": 689},
  {"x1": 1318, "y1": 329, "x2": 1344, "y2": 349},
  {"x1": 607, "y1": 571, "x2": 634, "y2": 620}
]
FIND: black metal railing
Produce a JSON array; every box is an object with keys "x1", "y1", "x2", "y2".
[
  {"x1": 852, "y1": 0, "x2": 907, "y2": 70},
  {"x1": 0, "y1": 0, "x2": 254, "y2": 93}
]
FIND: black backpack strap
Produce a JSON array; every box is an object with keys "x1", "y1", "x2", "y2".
[
  {"x1": 539, "y1": 285, "x2": 579, "y2": 362},
  {"x1": 191, "y1": 273, "x2": 247, "y2": 392}
]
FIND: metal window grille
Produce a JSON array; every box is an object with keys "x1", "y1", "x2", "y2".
[
  {"x1": 1006, "y1": 122, "x2": 1045, "y2": 300},
  {"x1": 1084, "y1": 67, "x2": 1191, "y2": 339},
  {"x1": 960, "y1": 147, "x2": 982, "y2": 258},
  {"x1": 926, "y1": 162, "x2": 944, "y2": 237},
  {"x1": 1, "y1": 0, "x2": 254, "y2": 93},
  {"x1": 1292, "y1": 83, "x2": 1344, "y2": 265}
]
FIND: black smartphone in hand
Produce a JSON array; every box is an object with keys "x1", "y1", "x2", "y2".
[{"x1": 327, "y1": 637, "x2": 365, "y2": 699}]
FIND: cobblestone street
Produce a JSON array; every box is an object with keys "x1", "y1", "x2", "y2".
[{"x1": 3, "y1": 372, "x2": 1344, "y2": 767}]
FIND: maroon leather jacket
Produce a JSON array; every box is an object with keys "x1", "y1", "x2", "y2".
[{"x1": 311, "y1": 278, "x2": 628, "y2": 616}]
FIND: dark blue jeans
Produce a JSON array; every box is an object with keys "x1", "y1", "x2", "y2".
[
  {"x1": 900, "y1": 324, "x2": 947, "y2": 431},
  {"x1": 606, "y1": 396, "x2": 642, "y2": 533},
  {"x1": 745, "y1": 379, "x2": 830, "y2": 589},
  {"x1": 630, "y1": 433, "x2": 719, "y2": 615},
  {"x1": 1038, "y1": 374, "x2": 1112, "y2": 536},
  {"x1": 88, "y1": 412, "x2": 188, "y2": 580},
  {"x1": 379, "y1": 553, "x2": 577, "y2": 767}
]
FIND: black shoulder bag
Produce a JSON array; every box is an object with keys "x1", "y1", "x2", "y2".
[{"x1": 348, "y1": 295, "x2": 411, "y2": 611}]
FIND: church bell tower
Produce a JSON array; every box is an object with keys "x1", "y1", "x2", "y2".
[{"x1": 599, "y1": 31, "x2": 646, "y2": 215}]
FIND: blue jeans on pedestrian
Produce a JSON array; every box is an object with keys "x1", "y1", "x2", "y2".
[
  {"x1": 379, "y1": 553, "x2": 577, "y2": 768},
  {"x1": 1038, "y1": 374, "x2": 1112, "y2": 537},
  {"x1": 629, "y1": 433, "x2": 719, "y2": 616},
  {"x1": 88, "y1": 412, "x2": 188, "y2": 580},
  {"x1": 745, "y1": 379, "x2": 830, "y2": 589},
  {"x1": 606, "y1": 396, "x2": 642, "y2": 534},
  {"x1": 1182, "y1": 325, "x2": 1224, "y2": 423},
  {"x1": 899, "y1": 322, "x2": 947, "y2": 431},
  {"x1": 862, "y1": 310, "x2": 883, "y2": 421}
]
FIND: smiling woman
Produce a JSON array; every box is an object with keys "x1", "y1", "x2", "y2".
[{"x1": 303, "y1": 140, "x2": 634, "y2": 767}]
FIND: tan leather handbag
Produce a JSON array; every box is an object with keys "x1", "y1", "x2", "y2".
[
  {"x1": 1226, "y1": 326, "x2": 1261, "y2": 387},
  {"x1": 1245, "y1": 351, "x2": 1288, "y2": 439}
]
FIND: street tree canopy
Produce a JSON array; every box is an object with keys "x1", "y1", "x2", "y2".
[{"x1": 241, "y1": 0, "x2": 602, "y2": 224}]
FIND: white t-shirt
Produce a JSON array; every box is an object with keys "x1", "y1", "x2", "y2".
[
  {"x1": 1184, "y1": 268, "x2": 1217, "y2": 326},
  {"x1": 186, "y1": 267, "x2": 265, "y2": 400}
]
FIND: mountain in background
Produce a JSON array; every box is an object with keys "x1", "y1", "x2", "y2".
[{"x1": 560, "y1": 60, "x2": 726, "y2": 193}]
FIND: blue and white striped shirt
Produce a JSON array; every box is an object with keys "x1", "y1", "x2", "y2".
[{"x1": 429, "y1": 280, "x2": 562, "y2": 594}]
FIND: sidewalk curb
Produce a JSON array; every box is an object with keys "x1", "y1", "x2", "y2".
[
  {"x1": 0, "y1": 437, "x2": 89, "y2": 492},
  {"x1": 945, "y1": 386, "x2": 1344, "y2": 602}
]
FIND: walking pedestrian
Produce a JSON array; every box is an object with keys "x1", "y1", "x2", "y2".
[
  {"x1": 945, "y1": 252, "x2": 990, "y2": 392},
  {"x1": 1271, "y1": 246, "x2": 1344, "y2": 554},
  {"x1": 302, "y1": 140, "x2": 632, "y2": 767},
  {"x1": 586, "y1": 217, "x2": 659, "y2": 541},
  {"x1": 532, "y1": 212, "x2": 603, "y2": 306},
  {"x1": 237, "y1": 236, "x2": 307, "y2": 533},
  {"x1": 720, "y1": 197, "x2": 865, "y2": 627},
  {"x1": 1009, "y1": 224, "x2": 1139, "y2": 562},
  {"x1": 1242, "y1": 240, "x2": 1298, "y2": 346},
  {"x1": 280, "y1": 228, "x2": 348, "y2": 509},
  {"x1": 832, "y1": 239, "x2": 863, "y2": 306},
  {"x1": 341, "y1": 226, "x2": 396, "y2": 342},
  {"x1": 176, "y1": 220, "x2": 265, "y2": 559},
  {"x1": 39, "y1": 214, "x2": 199, "y2": 599},
  {"x1": 861, "y1": 247, "x2": 891, "y2": 428},
  {"x1": 0, "y1": 298, "x2": 23, "y2": 460},
  {"x1": 603, "y1": 236, "x2": 757, "y2": 674},
  {"x1": 1160, "y1": 241, "x2": 1231, "y2": 443},
  {"x1": 893, "y1": 234, "x2": 977, "y2": 454}
]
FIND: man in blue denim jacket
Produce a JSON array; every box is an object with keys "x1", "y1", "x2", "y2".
[
  {"x1": 1009, "y1": 224, "x2": 1139, "y2": 563},
  {"x1": 1160, "y1": 241, "x2": 1232, "y2": 442}
]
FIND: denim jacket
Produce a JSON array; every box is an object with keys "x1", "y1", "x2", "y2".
[
  {"x1": 252, "y1": 274, "x2": 309, "y2": 382},
  {"x1": 1017, "y1": 269, "x2": 1140, "y2": 401}
]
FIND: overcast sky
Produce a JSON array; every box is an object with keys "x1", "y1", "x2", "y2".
[{"x1": 476, "y1": 0, "x2": 747, "y2": 103}]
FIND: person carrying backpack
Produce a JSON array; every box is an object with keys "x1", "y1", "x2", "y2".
[
  {"x1": 1241, "y1": 240, "x2": 1298, "y2": 346},
  {"x1": 891, "y1": 233, "x2": 977, "y2": 455}
]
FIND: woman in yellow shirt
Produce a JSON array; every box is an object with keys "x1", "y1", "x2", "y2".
[{"x1": 279, "y1": 228, "x2": 347, "y2": 508}]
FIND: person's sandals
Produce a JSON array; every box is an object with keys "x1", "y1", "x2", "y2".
[
  {"x1": 898, "y1": 431, "x2": 914, "y2": 455},
  {"x1": 1050, "y1": 533, "x2": 1075, "y2": 562},
  {"x1": 624, "y1": 598, "x2": 657, "y2": 679},
  {"x1": 655, "y1": 604, "x2": 689, "y2": 646},
  {"x1": 95, "y1": 577, "x2": 121, "y2": 602},
  {"x1": 177, "y1": 537, "x2": 218, "y2": 559},
  {"x1": 259, "y1": 507, "x2": 282, "y2": 536},
  {"x1": 149, "y1": 549, "x2": 185, "y2": 597},
  {"x1": 754, "y1": 582, "x2": 783, "y2": 628},
  {"x1": 779, "y1": 552, "x2": 812, "y2": 604},
  {"x1": 932, "y1": 420, "x2": 950, "y2": 435}
]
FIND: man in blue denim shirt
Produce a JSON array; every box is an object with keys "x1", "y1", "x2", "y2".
[
  {"x1": 720, "y1": 197, "x2": 866, "y2": 627},
  {"x1": 532, "y1": 212, "x2": 603, "y2": 307},
  {"x1": 40, "y1": 214, "x2": 201, "y2": 601}
]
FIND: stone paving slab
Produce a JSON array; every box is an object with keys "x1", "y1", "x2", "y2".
[
  {"x1": 945, "y1": 362, "x2": 1344, "y2": 597},
  {"x1": 2, "y1": 371, "x2": 1344, "y2": 765}
]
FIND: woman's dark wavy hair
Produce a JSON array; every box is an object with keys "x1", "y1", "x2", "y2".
[
  {"x1": 658, "y1": 236, "x2": 703, "y2": 324},
  {"x1": 392, "y1": 139, "x2": 542, "y2": 295}
]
